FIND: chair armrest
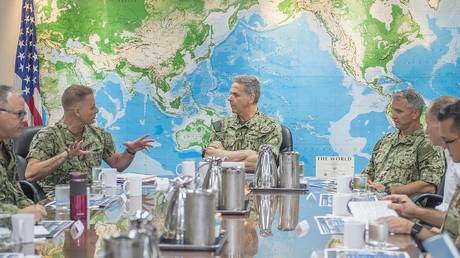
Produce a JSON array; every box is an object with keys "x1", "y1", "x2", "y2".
[
  {"x1": 410, "y1": 192, "x2": 443, "y2": 209},
  {"x1": 19, "y1": 180, "x2": 46, "y2": 203}
]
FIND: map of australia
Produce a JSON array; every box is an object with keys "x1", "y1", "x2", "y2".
[{"x1": 35, "y1": 0, "x2": 460, "y2": 175}]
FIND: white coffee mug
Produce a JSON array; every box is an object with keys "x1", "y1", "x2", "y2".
[
  {"x1": 11, "y1": 213, "x2": 34, "y2": 243},
  {"x1": 332, "y1": 193, "x2": 352, "y2": 216},
  {"x1": 336, "y1": 175, "x2": 353, "y2": 193},
  {"x1": 176, "y1": 160, "x2": 196, "y2": 177},
  {"x1": 126, "y1": 196, "x2": 143, "y2": 215},
  {"x1": 344, "y1": 220, "x2": 366, "y2": 248},
  {"x1": 122, "y1": 176, "x2": 142, "y2": 196},
  {"x1": 98, "y1": 168, "x2": 117, "y2": 188}
]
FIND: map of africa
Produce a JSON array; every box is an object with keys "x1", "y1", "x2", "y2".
[{"x1": 34, "y1": 0, "x2": 460, "y2": 176}]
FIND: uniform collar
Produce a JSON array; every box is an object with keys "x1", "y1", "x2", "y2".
[
  {"x1": 392, "y1": 127, "x2": 424, "y2": 145},
  {"x1": 231, "y1": 111, "x2": 261, "y2": 129}
]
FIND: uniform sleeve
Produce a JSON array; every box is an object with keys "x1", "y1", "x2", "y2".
[
  {"x1": 0, "y1": 172, "x2": 34, "y2": 209},
  {"x1": 0, "y1": 203, "x2": 18, "y2": 214},
  {"x1": 265, "y1": 123, "x2": 282, "y2": 158},
  {"x1": 27, "y1": 128, "x2": 56, "y2": 161},
  {"x1": 417, "y1": 142, "x2": 445, "y2": 186},
  {"x1": 361, "y1": 137, "x2": 385, "y2": 180},
  {"x1": 102, "y1": 130, "x2": 116, "y2": 161}
]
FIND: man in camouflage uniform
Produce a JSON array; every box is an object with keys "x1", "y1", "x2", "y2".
[
  {"x1": 362, "y1": 89, "x2": 444, "y2": 195},
  {"x1": 0, "y1": 85, "x2": 46, "y2": 220},
  {"x1": 204, "y1": 75, "x2": 282, "y2": 171},
  {"x1": 381, "y1": 100, "x2": 460, "y2": 249},
  {"x1": 25, "y1": 85, "x2": 154, "y2": 194}
]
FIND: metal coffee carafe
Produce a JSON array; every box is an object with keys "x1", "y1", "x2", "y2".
[
  {"x1": 201, "y1": 156, "x2": 225, "y2": 208},
  {"x1": 221, "y1": 166, "x2": 245, "y2": 211},
  {"x1": 163, "y1": 176, "x2": 193, "y2": 241},
  {"x1": 254, "y1": 144, "x2": 278, "y2": 188},
  {"x1": 127, "y1": 210, "x2": 161, "y2": 258},
  {"x1": 278, "y1": 151, "x2": 300, "y2": 188}
]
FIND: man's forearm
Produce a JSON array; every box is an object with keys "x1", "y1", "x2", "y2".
[
  {"x1": 413, "y1": 207, "x2": 445, "y2": 228},
  {"x1": 25, "y1": 152, "x2": 68, "y2": 181},
  {"x1": 390, "y1": 181, "x2": 436, "y2": 195}
]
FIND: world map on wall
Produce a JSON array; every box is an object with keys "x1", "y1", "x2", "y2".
[{"x1": 35, "y1": 0, "x2": 460, "y2": 176}]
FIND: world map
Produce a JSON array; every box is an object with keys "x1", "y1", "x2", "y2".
[{"x1": 34, "y1": 0, "x2": 460, "y2": 177}]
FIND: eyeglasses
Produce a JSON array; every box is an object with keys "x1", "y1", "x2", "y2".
[
  {"x1": 445, "y1": 137, "x2": 459, "y2": 145},
  {"x1": 0, "y1": 108, "x2": 26, "y2": 120}
]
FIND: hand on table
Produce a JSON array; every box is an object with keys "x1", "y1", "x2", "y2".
[
  {"x1": 384, "y1": 194, "x2": 419, "y2": 219},
  {"x1": 19, "y1": 204, "x2": 47, "y2": 221},
  {"x1": 378, "y1": 216, "x2": 413, "y2": 234}
]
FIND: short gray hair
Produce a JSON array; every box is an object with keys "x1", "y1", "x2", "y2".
[
  {"x1": 233, "y1": 75, "x2": 261, "y2": 104},
  {"x1": 0, "y1": 85, "x2": 15, "y2": 107},
  {"x1": 392, "y1": 89, "x2": 425, "y2": 114}
]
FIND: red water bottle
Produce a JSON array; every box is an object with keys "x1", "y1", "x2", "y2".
[{"x1": 70, "y1": 172, "x2": 88, "y2": 231}]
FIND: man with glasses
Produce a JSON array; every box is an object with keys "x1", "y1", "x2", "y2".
[
  {"x1": 25, "y1": 85, "x2": 154, "y2": 194},
  {"x1": 381, "y1": 100, "x2": 460, "y2": 250},
  {"x1": 362, "y1": 89, "x2": 444, "y2": 195},
  {"x1": 0, "y1": 85, "x2": 46, "y2": 220}
]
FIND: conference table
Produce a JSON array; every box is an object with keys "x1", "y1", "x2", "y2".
[{"x1": 2, "y1": 178, "x2": 420, "y2": 258}]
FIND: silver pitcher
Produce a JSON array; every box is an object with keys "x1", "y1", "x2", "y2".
[
  {"x1": 163, "y1": 176, "x2": 193, "y2": 241},
  {"x1": 184, "y1": 189, "x2": 216, "y2": 245},
  {"x1": 128, "y1": 210, "x2": 161, "y2": 258},
  {"x1": 221, "y1": 166, "x2": 245, "y2": 211},
  {"x1": 201, "y1": 156, "x2": 225, "y2": 208},
  {"x1": 254, "y1": 144, "x2": 278, "y2": 188},
  {"x1": 278, "y1": 151, "x2": 300, "y2": 188}
]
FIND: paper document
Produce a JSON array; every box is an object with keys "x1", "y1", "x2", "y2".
[
  {"x1": 348, "y1": 201, "x2": 398, "y2": 223},
  {"x1": 314, "y1": 216, "x2": 344, "y2": 235}
]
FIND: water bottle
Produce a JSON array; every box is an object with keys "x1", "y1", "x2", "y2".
[{"x1": 70, "y1": 172, "x2": 88, "y2": 231}]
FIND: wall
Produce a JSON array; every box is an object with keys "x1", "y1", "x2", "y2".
[{"x1": 0, "y1": 0, "x2": 22, "y2": 86}]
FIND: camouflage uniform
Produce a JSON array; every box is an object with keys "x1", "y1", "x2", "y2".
[
  {"x1": 362, "y1": 128, "x2": 444, "y2": 187},
  {"x1": 27, "y1": 119, "x2": 116, "y2": 195},
  {"x1": 0, "y1": 139, "x2": 33, "y2": 211},
  {"x1": 442, "y1": 181, "x2": 460, "y2": 248},
  {"x1": 209, "y1": 111, "x2": 282, "y2": 157}
]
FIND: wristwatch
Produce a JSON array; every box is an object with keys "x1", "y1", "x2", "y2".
[
  {"x1": 410, "y1": 220, "x2": 423, "y2": 237},
  {"x1": 126, "y1": 148, "x2": 136, "y2": 156},
  {"x1": 384, "y1": 185, "x2": 391, "y2": 195}
]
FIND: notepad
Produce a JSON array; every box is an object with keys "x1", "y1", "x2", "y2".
[{"x1": 347, "y1": 201, "x2": 398, "y2": 223}]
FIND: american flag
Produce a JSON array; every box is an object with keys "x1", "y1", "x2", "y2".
[{"x1": 14, "y1": 0, "x2": 45, "y2": 126}]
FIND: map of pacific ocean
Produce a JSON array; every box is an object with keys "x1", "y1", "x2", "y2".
[{"x1": 35, "y1": 0, "x2": 460, "y2": 176}]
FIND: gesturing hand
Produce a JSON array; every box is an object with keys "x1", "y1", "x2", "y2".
[
  {"x1": 123, "y1": 134, "x2": 155, "y2": 154},
  {"x1": 66, "y1": 140, "x2": 92, "y2": 159}
]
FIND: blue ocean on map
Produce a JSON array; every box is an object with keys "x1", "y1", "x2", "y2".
[{"x1": 95, "y1": 9, "x2": 458, "y2": 176}]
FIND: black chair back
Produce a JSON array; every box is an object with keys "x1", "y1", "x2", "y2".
[
  {"x1": 14, "y1": 126, "x2": 41, "y2": 157},
  {"x1": 280, "y1": 125, "x2": 293, "y2": 153},
  {"x1": 13, "y1": 126, "x2": 46, "y2": 203}
]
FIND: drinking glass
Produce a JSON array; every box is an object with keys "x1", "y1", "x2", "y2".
[
  {"x1": 55, "y1": 184, "x2": 70, "y2": 210},
  {"x1": 352, "y1": 175, "x2": 368, "y2": 193}
]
